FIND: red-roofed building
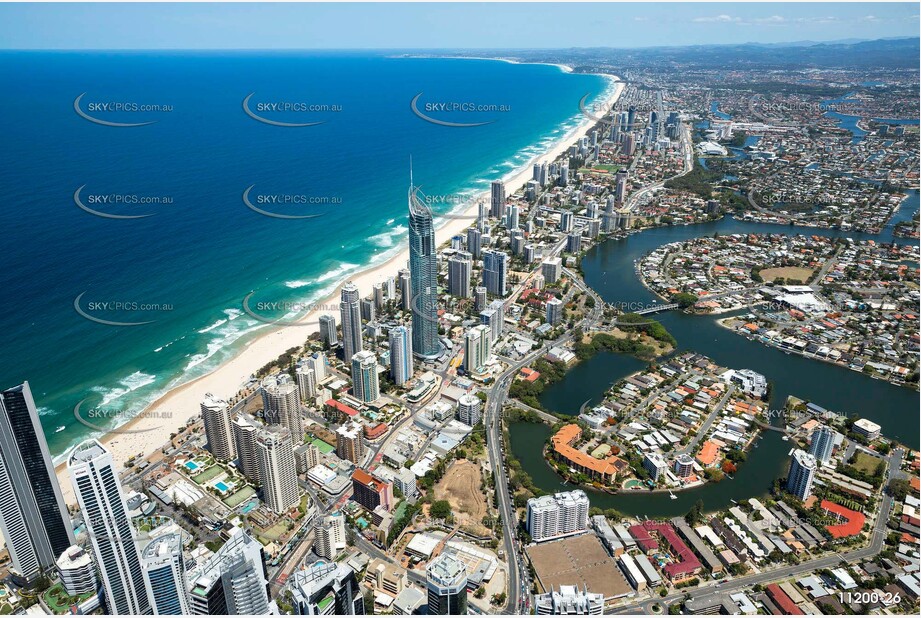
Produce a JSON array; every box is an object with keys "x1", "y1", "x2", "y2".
[
  {"x1": 629, "y1": 521, "x2": 701, "y2": 581},
  {"x1": 326, "y1": 398, "x2": 359, "y2": 422},
  {"x1": 364, "y1": 422, "x2": 388, "y2": 440},
  {"x1": 766, "y1": 583, "x2": 804, "y2": 615},
  {"x1": 821, "y1": 500, "x2": 866, "y2": 539}
]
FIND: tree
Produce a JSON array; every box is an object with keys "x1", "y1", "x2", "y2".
[
  {"x1": 685, "y1": 499, "x2": 705, "y2": 525},
  {"x1": 429, "y1": 500, "x2": 453, "y2": 521}
]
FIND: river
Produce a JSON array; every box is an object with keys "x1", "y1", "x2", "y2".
[{"x1": 509, "y1": 191, "x2": 919, "y2": 518}]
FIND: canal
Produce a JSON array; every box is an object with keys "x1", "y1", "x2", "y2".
[{"x1": 509, "y1": 196, "x2": 919, "y2": 518}]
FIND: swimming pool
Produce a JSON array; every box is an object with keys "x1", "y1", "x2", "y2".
[
  {"x1": 184, "y1": 461, "x2": 200, "y2": 472},
  {"x1": 214, "y1": 481, "x2": 233, "y2": 492},
  {"x1": 240, "y1": 499, "x2": 259, "y2": 514}
]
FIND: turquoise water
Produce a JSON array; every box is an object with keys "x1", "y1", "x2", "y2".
[{"x1": 0, "y1": 52, "x2": 611, "y2": 459}]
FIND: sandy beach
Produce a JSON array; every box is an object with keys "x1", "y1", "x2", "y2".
[{"x1": 54, "y1": 70, "x2": 624, "y2": 505}]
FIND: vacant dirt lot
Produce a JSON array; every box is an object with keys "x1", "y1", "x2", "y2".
[
  {"x1": 759, "y1": 266, "x2": 814, "y2": 283},
  {"x1": 434, "y1": 459, "x2": 490, "y2": 536}
]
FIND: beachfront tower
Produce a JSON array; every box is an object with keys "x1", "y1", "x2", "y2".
[
  {"x1": 0, "y1": 382, "x2": 75, "y2": 586},
  {"x1": 408, "y1": 172, "x2": 442, "y2": 359},
  {"x1": 255, "y1": 425, "x2": 300, "y2": 515},
  {"x1": 351, "y1": 350, "x2": 380, "y2": 403},
  {"x1": 201, "y1": 393, "x2": 236, "y2": 462},
  {"x1": 69, "y1": 440, "x2": 151, "y2": 615},
  {"x1": 339, "y1": 282, "x2": 363, "y2": 363}
]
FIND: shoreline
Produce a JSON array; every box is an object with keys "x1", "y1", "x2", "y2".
[{"x1": 53, "y1": 67, "x2": 625, "y2": 506}]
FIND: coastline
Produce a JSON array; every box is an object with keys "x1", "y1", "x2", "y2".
[{"x1": 53, "y1": 68, "x2": 625, "y2": 506}]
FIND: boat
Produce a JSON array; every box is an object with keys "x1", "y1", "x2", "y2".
[
  {"x1": 55, "y1": 425, "x2": 65, "y2": 433},
  {"x1": 668, "y1": 490, "x2": 677, "y2": 500},
  {"x1": 781, "y1": 435, "x2": 789, "y2": 441}
]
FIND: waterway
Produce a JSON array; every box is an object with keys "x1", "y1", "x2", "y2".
[{"x1": 509, "y1": 194, "x2": 919, "y2": 518}]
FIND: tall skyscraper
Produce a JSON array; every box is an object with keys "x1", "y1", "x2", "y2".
[
  {"x1": 808, "y1": 426, "x2": 835, "y2": 465},
  {"x1": 313, "y1": 514, "x2": 347, "y2": 560},
  {"x1": 295, "y1": 365, "x2": 317, "y2": 402},
  {"x1": 408, "y1": 177, "x2": 442, "y2": 359},
  {"x1": 0, "y1": 382, "x2": 75, "y2": 585},
  {"x1": 336, "y1": 422, "x2": 365, "y2": 464},
  {"x1": 506, "y1": 203, "x2": 520, "y2": 230},
  {"x1": 318, "y1": 314, "x2": 338, "y2": 348},
  {"x1": 614, "y1": 168, "x2": 628, "y2": 205},
  {"x1": 490, "y1": 180, "x2": 506, "y2": 220},
  {"x1": 232, "y1": 412, "x2": 261, "y2": 485},
  {"x1": 480, "y1": 299, "x2": 506, "y2": 342},
  {"x1": 306, "y1": 351, "x2": 328, "y2": 383},
  {"x1": 542, "y1": 257, "x2": 562, "y2": 284},
  {"x1": 389, "y1": 325, "x2": 413, "y2": 387},
  {"x1": 546, "y1": 297, "x2": 564, "y2": 325},
  {"x1": 426, "y1": 552, "x2": 468, "y2": 615},
  {"x1": 474, "y1": 286, "x2": 488, "y2": 312},
  {"x1": 261, "y1": 374, "x2": 303, "y2": 445},
  {"x1": 287, "y1": 561, "x2": 364, "y2": 615},
  {"x1": 448, "y1": 251, "x2": 472, "y2": 298},
  {"x1": 256, "y1": 425, "x2": 299, "y2": 514},
  {"x1": 339, "y1": 282, "x2": 363, "y2": 363},
  {"x1": 786, "y1": 449, "x2": 817, "y2": 501},
  {"x1": 351, "y1": 350, "x2": 380, "y2": 403},
  {"x1": 466, "y1": 227, "x2": 482, "y2": 259},
  {"x1": 464, "y1": 325, "x2": 491, "y2": 374},
  {"x1": 188, "y1": 529, "x2": 271, "y2": 615},
  {"x1": 69, "y1": 440, "x2": 151, "y2": 615},
  {"x1": 482, "y1": 249, "x2": 508, "y2": 296},
  {"x1": 142, "y1": 533, "x2": 190, "y2": 615},
  {"x1": 201, "y1": 394, "x2": 236, "y2": 462},
  {"x1": 398, "y1": 268, "x2": 411, "y2": 310}
]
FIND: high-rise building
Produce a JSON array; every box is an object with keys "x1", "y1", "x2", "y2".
[
  {"x1": 808, "y1": 426, "x2": 835, "y2": 465},
  {"x1": 482, "y1": 249, "x2": 508, "y2": 296},
  {"x1": 296, "y1": 365, "x2": 317, "y2": 402},
  {"x1": 56, "y1": 545, "x2": 98, "y2": 597},
  {"x1": 490, "y1": 180, "x2": 506, "y2": 220},
  {"x1": 614, "y1": 169, "x2": 628, "y2": 205},
  {"x1": 232, "y1": 413, "x2": 261, "y2": 485},
  {"x1": 474, "y1": 286, "x2": 488, "y2": 312},
  {"x1": 68, "y1": 440, "x2": 151, "y2": 615},
  {"x1": 339, "y1": 282, "x2": 363, "y2": 363},
  {"x1": 141, "y1": 533, "x2": 190, "y2": 615},
  {"x1": 786, "y1": 449, "x2": 817, "y2": 501},
  {"x1": 360, "y1": 297, "x2": 376, "y2": 323},
  {"x1": 546, "y1": 297, "x2": 564, "y2": 326},
  {"x1": 261, "y1": 374, "x2": 303, "y2": 445},
  {"x1": 188, "y1": 528, "x2": 271, "y2": 615},
  {"x1": 287, "y1": 561, "x2": 364, "y2": 616},
  {"x1": 526, "y1": 490, "x2": 590, "y2": 542},
  {"x1": 541, "y1": 257, "x2": 562, "y2": 284},
  {"x1": 466, "y1": 227, "x2": 482, "y2": 259},
  {"x1": 372, "y1": 282, "x2": 385, "y2": 310},
  {"x1": 535, "y1": 585, "x2": 604, "y2": 615},
  {"x1": 336, "y1": 422, "x2": 365, "y2": 464},
  {"x1": 464, "y1": 325, "x2": 491, "y2": 374},
  {"x1": 559, "y1": 211, "x2": 574, "y2": 232},
  {"x1": 306, "y1": 351, "x2": 328, "y2": 383},
  {"x1": 566, "y1": 231, "x2": 582, "y2": 254},
  {"x1": 426, "y1": 552, "x2": 468, "y2": 615},
  {"x1": 448, "y1": 251, "x2": 472, "y2": 298},
  {"x1": 256, "y1": 426, "x2": 299, "y2": 514},
  {"x1": 398, "y1": 268, "x2": 412, "y2": 310},
  {"x1": 318, "y1": 314, "x2": 338, "y2": 348},
  {"x1": 351, "y1": 350, "x2": 380, "y2": 403},
  {"x1": 201, "y1": 394, "x2": 236, "y2": 462},
  {"x1": 457, "y1": 393, "x2": 482, "y2": 426},
  {"x1": 313, "y1": 514, "x2": 347, "y2": 560},
  {"x1": 480, "y1": 299, "x2": 506, "y2": 342},
  {"x1": 408, "y1": 178, "x2": 441, "y2": 359},
  {"x1": 388, "y1": 325, "x2": 413, "y2": 387},
  {"x1": 0, "y1": 382, "x2": 75, "y2": 586},
  {"x1": 506, "y1": 203, "x2": 520, "y2": 230},
  {"x1": 351, "y1": 469, "x2": 394, "y2": 513}
]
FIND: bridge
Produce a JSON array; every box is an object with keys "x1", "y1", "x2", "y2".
[{"x1": 634, "y1": 302, "x2": 679, "y2": 315}]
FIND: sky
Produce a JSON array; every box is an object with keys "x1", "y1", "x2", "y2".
[{"x1": 0, "y1": 2, "x2": 917, "y2": 50}]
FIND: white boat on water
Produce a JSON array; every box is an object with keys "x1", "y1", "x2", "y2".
[
  {"x1": 55, "y1": 425, "x2": 65, "y2": 433},
  {"x1": 669, "y1": 490, "x2": 677, "y2": 500}
]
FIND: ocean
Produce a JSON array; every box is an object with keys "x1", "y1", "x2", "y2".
[{"x1": 0, "y1": 51, "x2": 611, "y2": 459}]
